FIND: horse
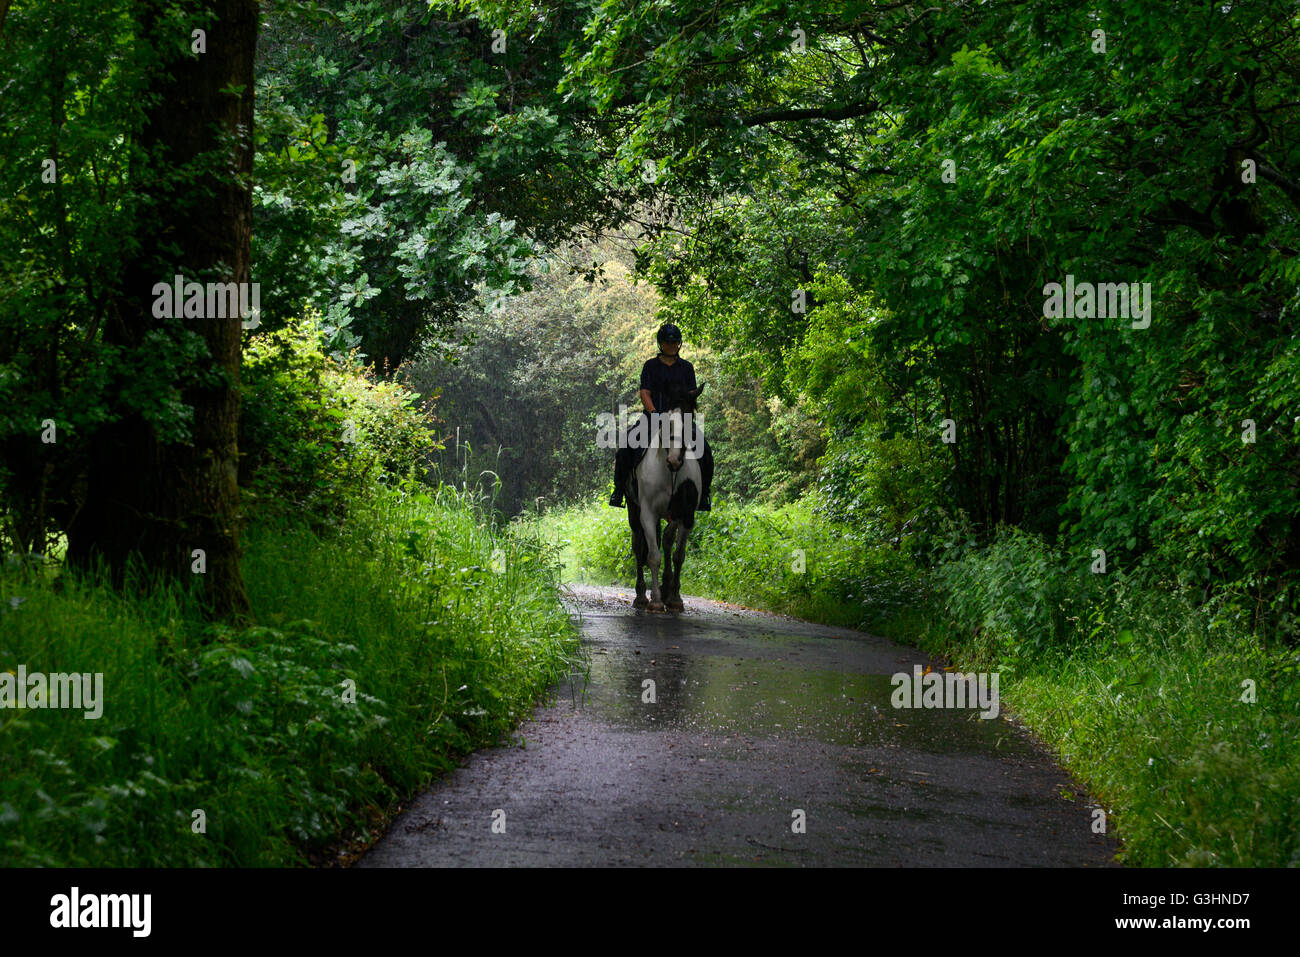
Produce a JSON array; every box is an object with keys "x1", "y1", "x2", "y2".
[{"x1": 622, "y1": 384, "x2": 705, "y2": 612}]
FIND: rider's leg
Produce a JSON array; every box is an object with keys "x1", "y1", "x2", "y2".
[
  {"x1": 698, "y1": 436, "x2": 714, "y2": 510},
  {"x1": 610, "y1": 446, "x2": 629, "y2": 506},
  {"x1": 610, "y1": 411, "x2": 650, "y2": 506}
]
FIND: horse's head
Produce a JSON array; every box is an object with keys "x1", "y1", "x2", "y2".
[
  {"x1": 661, "y1": 383, "x2": 704, "y2": 471},
  {"x1": 664, "y1": 383, "x2": 704, "y2": 416}
]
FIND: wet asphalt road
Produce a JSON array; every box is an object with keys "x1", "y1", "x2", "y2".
[{"x1": 357, "y1": 584, "x2": 1119, "y2": 867}]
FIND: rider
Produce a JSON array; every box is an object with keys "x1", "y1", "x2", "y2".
[{"x1": 609, "y1": 323, "x2": 714, "y2": 510}]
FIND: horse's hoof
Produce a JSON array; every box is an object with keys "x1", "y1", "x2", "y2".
[
  {"x1": 667, "y1": 600, "x2": 684, "y2": 611},
  {"x1": 648, "y1": 601, "x2": 665, "y2": 612},
  {"x1": 633, "y1": 596, "x2": 649, "y2": 608}
]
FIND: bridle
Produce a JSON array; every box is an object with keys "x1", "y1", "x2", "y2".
[{"x1": 662, "y1": 402, "x2": 695, "y2": 479}]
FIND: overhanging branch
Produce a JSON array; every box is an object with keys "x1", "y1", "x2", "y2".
[{"x1": 741, "y1": 99, "x2": 878, "y2": 127}]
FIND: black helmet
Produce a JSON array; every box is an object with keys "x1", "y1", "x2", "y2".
[{"x1": 656, "y1": 323, "x2": 683, "y2": 344}]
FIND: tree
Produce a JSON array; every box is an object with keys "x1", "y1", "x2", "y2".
[
  {"x1": 64, "y1": 0, "x2": 259, "y2": 618},
  {"x1": 251, "y1": 0, "x2": 668, "y2": 367}
]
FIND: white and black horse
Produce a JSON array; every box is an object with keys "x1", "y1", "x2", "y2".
[{"x1": 621, "y1": 385, "x2": 705, "y2": 612}]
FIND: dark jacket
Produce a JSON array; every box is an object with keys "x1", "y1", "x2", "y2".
[{"x1": 639, "y1": 355, "x2": 696, "y2": 413}]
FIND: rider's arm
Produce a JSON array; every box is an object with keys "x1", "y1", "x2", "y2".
[{"x1": 638, "y1": 359, "x2": 658, "y2": 413}]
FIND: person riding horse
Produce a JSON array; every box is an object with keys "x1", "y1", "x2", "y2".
[{"x1": 609, "y1": 323, "x2": 714, "y2": 510}]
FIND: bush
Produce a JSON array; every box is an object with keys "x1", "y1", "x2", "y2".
[{"x1": 239, "y1": 312, "x2": 438, "y2": 527}]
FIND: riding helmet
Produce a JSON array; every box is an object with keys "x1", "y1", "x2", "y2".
[{"x1": 656, "y1": 323, "x2": 683, "y2": 344}]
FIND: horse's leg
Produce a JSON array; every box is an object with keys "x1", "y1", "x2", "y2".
[
  {"x1": 660, "y1": 520, "x2": 677, "y2": 609},
  {"x1": 662, "y1": 474, "x2": 698, "y2": 611},
  {"x1": 633, "y1": 548, "x2": 649, "y2": 607},
  {"x1": 628, "y1": 501, "x2": 649, "y2": 608},
  {"x1": 665, "y1": 521, "x2": 688, "y2": 610},
  {"x1": 641, "y1": 508, "x2": 664, "y2": 612},
  {"x1": 660, "y1": 520, "x2": 674, "y2": 606}
]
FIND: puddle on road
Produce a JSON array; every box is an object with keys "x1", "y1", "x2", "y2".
[{"x1": 557, "y1": 603, "x2": 1033, "y2": 757}]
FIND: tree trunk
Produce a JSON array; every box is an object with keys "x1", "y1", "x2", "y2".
[{"x1": 66, "y1": 0, "x2": 258, "y2": 620}]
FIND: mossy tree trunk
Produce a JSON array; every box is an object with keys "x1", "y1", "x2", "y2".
[{"x1": 67, "y1": 0, "x2": 258, "y2": 620}]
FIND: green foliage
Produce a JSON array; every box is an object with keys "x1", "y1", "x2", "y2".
[
  {"x1": 399, "y1": 237, "x2": 822, "y2": 517},
  {"x1": 930, "y1": 528, "x2": 1107, "y2": 672},
  {"x1": 0, "y1": 486, "x2": 578, "y2": 866},
  {"x1": 785, "y1": 273, "x2": 950, "y2": 549},
  {"x1": 536, "y1": 493, "x2": 922, "y2": 634},
  {"x1": 535, "y1": 0, "x2": 1300, "y2": 633},
  {"x1": 399, "y1": 250, "x2": 631, "y2": 516},
  {"x1": 0, "y1": 0, "x2": 192, "y2": 557},
  {"x1": 697, "y1": 343, "x2": 826, "y2": 506},
  {"x1": 239, "y1": 313, "x2": 439, "y2": 525},
  {"x1": 252, "y1": 0, "x2": 662, "y2": 364}
]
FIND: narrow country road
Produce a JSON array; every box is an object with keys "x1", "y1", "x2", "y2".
[{"x1": 357, "y1": 584, "x2": 1119, "y2": 867}]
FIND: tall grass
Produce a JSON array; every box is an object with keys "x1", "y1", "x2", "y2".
[{"x1": 0, "y1": 484, "x2": 580, "y2": 866}]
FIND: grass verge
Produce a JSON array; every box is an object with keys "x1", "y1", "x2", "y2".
[{"x1": 0, "y1": 484, "x2": 580, "y2": 866}]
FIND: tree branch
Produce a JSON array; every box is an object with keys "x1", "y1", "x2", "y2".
[
  {"x1": 1249, "y1": 151, "x2": 1300, "y2": 212},
  {"x1": 741, "y1": 99, "x2": 878, "y2": 127}
]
